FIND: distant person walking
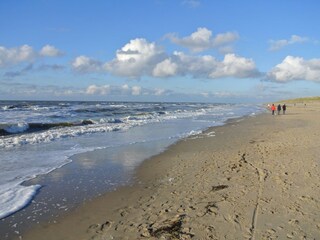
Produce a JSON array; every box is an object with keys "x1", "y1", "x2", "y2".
[
  {"x1": 282, "y1": 104, "x2": 287, "y2": 114},
  {"x1": 271, "y1": 104, "x2": 276, "y2": 115},
  {"x1": 277, "y1": 104, "x2": 281, "y2": 115}
]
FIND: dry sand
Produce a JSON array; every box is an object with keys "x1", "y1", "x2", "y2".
[{"x1": 23, "y1": 102, "x2": 320, "y2": 240}]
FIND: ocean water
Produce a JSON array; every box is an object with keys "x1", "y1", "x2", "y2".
[{"x1": 0, "y1": 101, "x2": 264, "y2": 223}]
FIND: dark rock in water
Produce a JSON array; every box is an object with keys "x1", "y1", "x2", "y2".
[
  {"x1": 158, "y1": 111, "x2": 166, "y2": 115},
  {"x1": 7, "y1": 105, "x2": 15, "y2": 109},
  {"x1": 0, "y1": 129, "x2": 10, "y2": 136},
  {"x1": 82, "y1": 120, "x2": 94, "y2": 125}
]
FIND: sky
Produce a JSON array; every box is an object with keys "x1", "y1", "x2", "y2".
[{"x1": 1, "y1": 0, "x2": 320, "y2": 103}]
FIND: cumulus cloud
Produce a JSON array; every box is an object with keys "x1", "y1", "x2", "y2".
[
  {"x1": 0, "y1": 45, "x2": 36, "y2": 67},
  {"x1": 269, "y1": 35, "x2": 308, "y2": 51},
  {"x1": 267, "y1": 56, "x2": 320, "y2": 82},
  {"x1": 209, "y1": 53, "x2": 258, "y2": 78},
  {"x1": 168, "y1": 51, "x2": 217, "y2": 78},
  {"x1": 0, "y1": 44, "x2": 64, "y2": 68},
  {"x1": 152, "y1": 59, "x2": 178, "y2": 77},
  {"x1": 166, "y1": 52, "x2": 259, "y2": 79},
  {"x1": 167, "y1": 27, "x2": 239, "y2": 52},
  {"x1": 71, "y1": 37, "x2": 258, "y2": 80},
  {"x1": 40, "y1": 45, "x2": 64, "y2": 57},
  {"x1": 104, "y1": 38, "x2": 166, "y2": 78},
  {"x1": 72, "y1": 56, "x2": 102, "y2": 73}
]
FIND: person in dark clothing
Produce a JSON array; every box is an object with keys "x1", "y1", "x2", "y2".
[
  {"x1": 277, "y1": 104, "x2": 281, "y2": 115},
  {"x1": 282, "y1": 104, "x2": 286, "y2": 114}
]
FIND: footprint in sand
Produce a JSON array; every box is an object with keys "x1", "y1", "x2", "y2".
[{"x1": 87, "y1": 221, "x2": 113, "y2": 234}]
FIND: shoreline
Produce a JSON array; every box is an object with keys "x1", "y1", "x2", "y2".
[
  {"x1": 0, "y1": 127, "x2": 178, "y2": 239},
  {"x1": 1, "y1": 103, "x2": 260, "y2": 240},
  {"x1": 17, "y1": 103, "x2": 320, "y2": 239}
]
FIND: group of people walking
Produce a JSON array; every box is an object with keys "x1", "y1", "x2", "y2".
[{"x1": 270, "y1": 103, "x2": 286, "y2": 115}]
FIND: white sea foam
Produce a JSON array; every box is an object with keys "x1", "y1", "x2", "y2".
[
  {"x1": 0, "y1": 144, "x2": 91, "y2": 220},
  {"x1": 0, "y1": 106, "x2": 230, "y2": 148},
  {"x1": 0, "y1": 184, "x2": 41, "y2": 219},
  {"x1": 4, "y1": 123, "x2": 29, "y2": 134}
]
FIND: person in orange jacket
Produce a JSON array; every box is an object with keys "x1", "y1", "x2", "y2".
[{"x1": 271, "y1": 104, "x2": 276, "y2": 115}]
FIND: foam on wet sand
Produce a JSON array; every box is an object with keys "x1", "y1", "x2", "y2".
[{"x1": 23, "y1": 102, "x2": 320, "y2": 239}]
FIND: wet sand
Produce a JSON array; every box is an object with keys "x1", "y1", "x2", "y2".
[{"x1": 23, "y1": 102, "x2": 320, "y2": 239}]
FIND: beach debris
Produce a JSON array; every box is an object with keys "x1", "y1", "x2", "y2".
[
  {"x1": 204, "y1": 202, "x2": 218, "y2": 215},
  {"x1": 211, "y1": 185, "x2": 228, "y2": 192},
  {"x1": 146, "y1": 214, "x2": 194, "y2": 239},
  {"x1": 168, "y1": 177, "x2": 174, "y2": 182},
  {"x1": 240, "y1": 153, "x2": 248, "y2": 163},
  {"x1": 141, "y1": 228, "x2": 151, "y2": 237}
]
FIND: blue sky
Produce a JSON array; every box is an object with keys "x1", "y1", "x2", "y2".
[{"x1": 1, "y1": 0, "x2": 320, "y2": 103}]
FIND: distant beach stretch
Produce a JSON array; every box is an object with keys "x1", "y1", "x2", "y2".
[{"x1": 12, "y1": 99, "x2": 319, "y2": 240}]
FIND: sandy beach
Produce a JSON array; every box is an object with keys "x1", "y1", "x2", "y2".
[{"x1": 22, "y1": 102, "x2": 320, "y2": 240}]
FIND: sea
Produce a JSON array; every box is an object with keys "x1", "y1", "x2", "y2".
[{"x1": 0, "y1": 100, "x2": 264, "y2": 238}]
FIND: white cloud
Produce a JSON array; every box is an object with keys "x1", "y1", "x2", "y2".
[
  {"x1": 0, "y1": 44, "x2": 64, "y2": 68},
  {"x1": 152, "y1": 59, "x2": 178, "y2": 77},
  {"x1": 72, "y1": 56, "x2": 102, "y2": 73},
  {"x1": 121, "y1": 84, "x2": 130, "y2": 92},
  {"x1": 0, "y1": 45, "x2": 36, "y2": 67},
  {"x1": 40, "y1": 45, "x2": 64, "y2": 57},
  {"x1": 167, "y1": 27, "x2": 239, "y2": 52},
  {"x1": 86, "y1": 84, "x2": 111, "y2": 95},
  {"x1": 168, "y1": 51, "x2": 258, "y2": 79},
  {"x1": 267, "y1": 56, "x2": 320, "y2": 82},
  {"x1": 131, "y1": 86, "x2": 142, "y2": 95},
  {"x1": 269, "y1": 35, "x2": 308, "y2": 51},
  {"x1": 210, "y1": 53, "x2": 258, "y2": 78},
  {"x1": 171, "y1": 51, "x2": 217, "y2": 77},
  {"x1": 214, "y1": 32, "x2": 239, "y2": 46},
  {"x1": 104, "y1": 38, "x2": 165, "y2": 78},
  {"x1": 71, "y1": 37, "x2": 258, "y2": 80}
]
